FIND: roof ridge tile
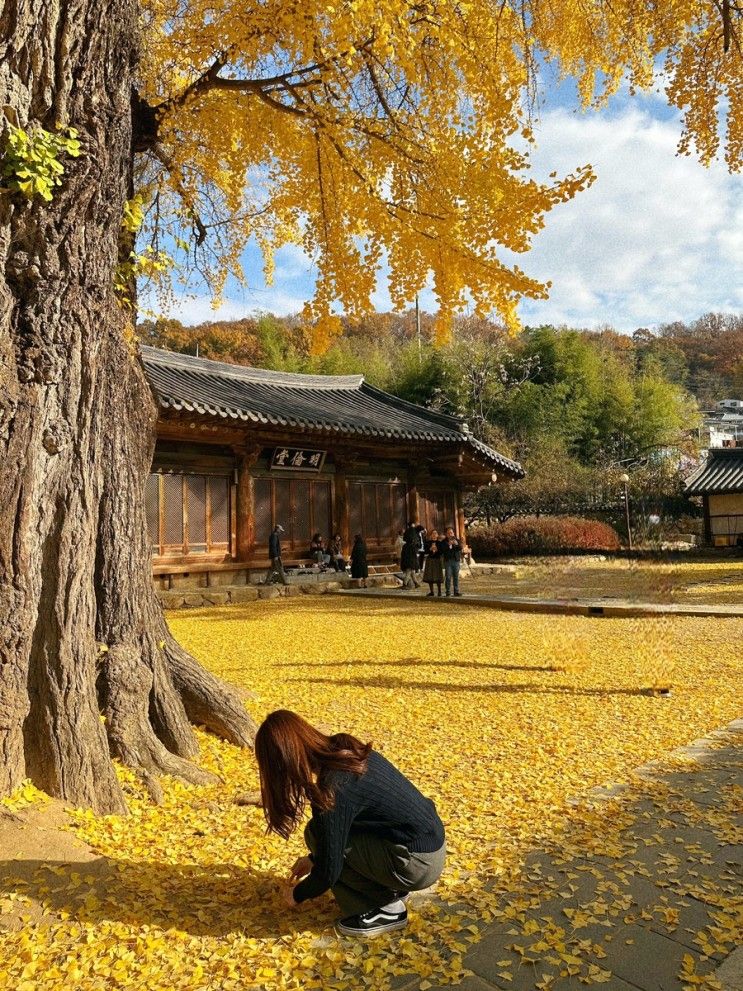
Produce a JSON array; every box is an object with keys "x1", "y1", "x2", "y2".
[{"x1": 140, "y1": 344, "x2": 364, "y2": 390}]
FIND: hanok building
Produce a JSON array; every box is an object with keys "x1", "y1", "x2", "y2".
[
  {"x1": 142, "y1": 346, "x2": 524, "y2": 586},
  {"x1": 684, "y1": 446, "x2": 743, "y2": 547}
]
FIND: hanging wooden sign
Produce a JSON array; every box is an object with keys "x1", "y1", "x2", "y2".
[{"x1": 270, "y1": 447, "x2": 327, "y2": 471}]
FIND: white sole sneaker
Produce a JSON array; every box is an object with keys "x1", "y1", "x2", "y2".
[
  {"x1": 335, "y1": 917, "x2": 408, "y2": 938},
  {"x1": 335, "y1": 908, "x2": 408, "y2": 938}
]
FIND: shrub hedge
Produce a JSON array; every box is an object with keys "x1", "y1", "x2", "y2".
[{"x1": 468, "y1": 516, "x2": 622, "y2": 558}]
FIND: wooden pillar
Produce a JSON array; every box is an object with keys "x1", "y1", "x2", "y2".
[
  {"x1": 335, "y1": 453, "x2": 359, "y2": 550},
  {"x1": 234, "y1": 446, "x2": 261, "y2": 561},
  {"x1": 335, "y1": 465, "x2": 351, "y2": 551},
  {"x1": 455, "y1": 488, "x2": 466, "y2": 542},
  {"x1": 703, "y1": 495, "x2": 712, "y2": 546},
  {"x1": 407, "y1": 465, "x2": 419, "y2": 524}
]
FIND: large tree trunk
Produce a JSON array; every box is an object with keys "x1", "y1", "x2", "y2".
[{"x1": 0, "y1": 0, "x2": 255, "y2": 814}]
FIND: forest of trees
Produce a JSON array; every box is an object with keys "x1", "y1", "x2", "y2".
[
  {"x1": 141, "y1": 310, "x2": 743, "y2": 529},
  {"x1": 141, "y1": 310, "x2": 743, "y2": 411},
  {"x1": 633, "y1": 314, "x2": 743, "y2": 406}
]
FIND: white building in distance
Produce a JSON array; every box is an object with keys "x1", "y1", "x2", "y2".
[{"x1": 701, "y1": 400, "x2": 743, "y2": 450}]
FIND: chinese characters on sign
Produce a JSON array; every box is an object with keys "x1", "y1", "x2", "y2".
[{"x1": 271, "y1": 448, "x2": 327, "y2": 472}]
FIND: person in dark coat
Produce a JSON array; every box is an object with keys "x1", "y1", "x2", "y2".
[
  {"x1": 402, "y1": 521, "x2": 418, "y2": 549},
  {"x1": 350, "y1": 534, "x2": 368, "y2": 586},
  {"x1": 416, "y1": 525, "x2": 427, "y2": 571},
  {"x1": 422, "y1": 529, "x2": 444, "y2": 596},
  {"x1": 264, "y1": 524, "x2": 289, "y2": 585},
  {"x1": 400, "y1": 530, "x2": 421, "y2": 589}
]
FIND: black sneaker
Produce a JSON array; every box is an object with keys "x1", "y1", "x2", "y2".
[{"x1": 336, "y1": 906, "x2": 408, "y2": 937}]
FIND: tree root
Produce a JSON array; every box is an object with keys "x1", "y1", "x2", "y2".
[
  {"x1": 233, "y1": 790, "x2": 262, "y2": 807},
  {"x1": 164, "y1": 634, "x2": 257, "y2": 747},
  {"x1": 100, "y1": 642, "x2": 221, "y2": 795}
]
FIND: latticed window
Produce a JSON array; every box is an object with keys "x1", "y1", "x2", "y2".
[
  {"x1": 185, "y1": 475, "x2": 207, "y2": 552},
  {"x1": 145, "y1": 475, "x2": 161, "y2": 554},
  {"x1": 349, "y1": 481, "x2": 407, "y2": 546},
  {"x1": 253, "y1": 477, "x2": 332, "y2": 556},
  {"x1": 147, "y1": 473, "x2": 232, "y2": 557},
  {"x1": 209, "y1": 477, "x2": 231, "y2": 545}
]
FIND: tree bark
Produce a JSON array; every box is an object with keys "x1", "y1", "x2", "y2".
[{"x1": 0, "y1": 0, "x2": 255, "y2": 814}]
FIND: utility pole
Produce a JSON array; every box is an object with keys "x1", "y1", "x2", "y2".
[{"x1": 620, "y1": 473, "x2": 633, "y2": 551}]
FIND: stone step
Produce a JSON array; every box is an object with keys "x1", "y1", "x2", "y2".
[{"x1": 159, "y1": 573, "x2": 399, "y2": 609}]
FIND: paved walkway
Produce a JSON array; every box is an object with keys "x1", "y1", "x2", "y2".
[
  {"x1": 394, "y1": 720, "x2": 743, "y2": 991},
  {"x1": 337, "y1": 588, "x2": 743, "y2": 618}
]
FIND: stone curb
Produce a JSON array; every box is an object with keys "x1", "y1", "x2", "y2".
[
  {"x1": 334, "y1": 588, "x2": 743, "y2": 619},
  {"x1": 571, "y1": 715, "x2": 743, "y2": 807},
  {"x1": 716, "y1": 947, "x2": 743, "y2": 991}
]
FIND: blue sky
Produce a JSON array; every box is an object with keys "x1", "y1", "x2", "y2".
[{"x1": 159, "y1": 79, "x2": 743, "y2": 334}]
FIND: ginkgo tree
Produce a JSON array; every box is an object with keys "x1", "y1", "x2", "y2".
[{"x1": 0, "y1": 0, "x2": 740, "y2": 813}]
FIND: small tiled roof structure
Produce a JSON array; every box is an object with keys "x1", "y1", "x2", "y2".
[
  {"x1": 141, "y1": 346, "x2": 524, "y2": 479},
  {"x1": 684, "y1": 448, "x2": 743, "y2": 495}
]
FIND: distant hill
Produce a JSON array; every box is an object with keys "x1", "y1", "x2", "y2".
[{"x1": 633, "y1": 313, "x2": 743, "y2": 407}]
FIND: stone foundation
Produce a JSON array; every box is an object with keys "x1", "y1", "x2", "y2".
[{"x1": 159, "y1": 573, "x2": 399, "y2": 609}]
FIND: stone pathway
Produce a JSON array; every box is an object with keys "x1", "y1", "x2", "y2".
[
  {"x1": 394, "y1": 720, "x2": 743, "y2": 991},
  {"x1": 338, "y1": 588, "x2": 743, "y2": 619}
]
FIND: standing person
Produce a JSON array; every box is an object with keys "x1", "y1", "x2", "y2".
[
  {"x1": 416, "y1": 525, "x2": 427, "y2": 572},
  {"x1": 441, "y1": 526, "x2": 463, "y2": 597},
  {"x1": 394, "y1": 528, "x2": 406, "y2": 589},
  {"x1": 422, "y1": 529, "x2": 444, "y2": 597},
  {"x1": 400, "y1": 530, "x2": 421, "y2": 589},
  {"x1": 403, "y1": 520, "x2": 418, "y2": 546},
  {"x1": 328, "y1": 533, "x2": 347, "y2": 572},
  {"x1": 264, "y1": 524, "x2": 290, "y2": 585},
  {"x1": 255, "y1": 710, "x2": 446, "y2": 937},
  {"x1": 350, "y1": 533, "x2": 368, "y2": 587}
]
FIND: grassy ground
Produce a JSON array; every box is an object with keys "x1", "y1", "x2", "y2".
[
  {"x1": 466, "y1": 556, "x2": 743, "y2": 605},
  {"x1": 0, "y1": 598, "x2": 740, "y2": 990}
]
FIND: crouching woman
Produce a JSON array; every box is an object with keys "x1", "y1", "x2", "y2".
[{"x1": 255, "y1": 710, "x2": 446, "y2": 937}]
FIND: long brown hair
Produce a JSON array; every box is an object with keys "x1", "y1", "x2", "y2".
[{"x1": 254, "y1": 710, "x2": 372, "y2": 838}]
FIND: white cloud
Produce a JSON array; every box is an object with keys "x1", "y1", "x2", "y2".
[
  {"x1": 149, "y1": 287, "x2": 308, "y2": 325},
  {"x1": 319, "y1": 99, "x2": 742, "y2": 329},
  {"x1": 162, "y1": 96, "x2": 741, "y2": 332},
  {"x1": 508, "y1": 103, "x2": 743, "y2": 330},
  {"x1": 271, "y1": 242, "x2": 317, "y2": 283}
]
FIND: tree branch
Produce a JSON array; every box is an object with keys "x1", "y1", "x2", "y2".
[{"x1": 152, "y1": 147, "x2": 208, "y2": 245}]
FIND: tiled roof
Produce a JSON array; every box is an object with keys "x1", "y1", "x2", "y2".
[
  {"x1": 141, "y1": 346, "x2": 524, "y2": 478},
  {"x1": 684, "y1": 449, "x2": 743, "y2": 494}
]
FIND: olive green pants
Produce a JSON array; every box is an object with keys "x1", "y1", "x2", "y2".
[{"x1": 304, "y1": 821, "x2": 446, "y2": 916}]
